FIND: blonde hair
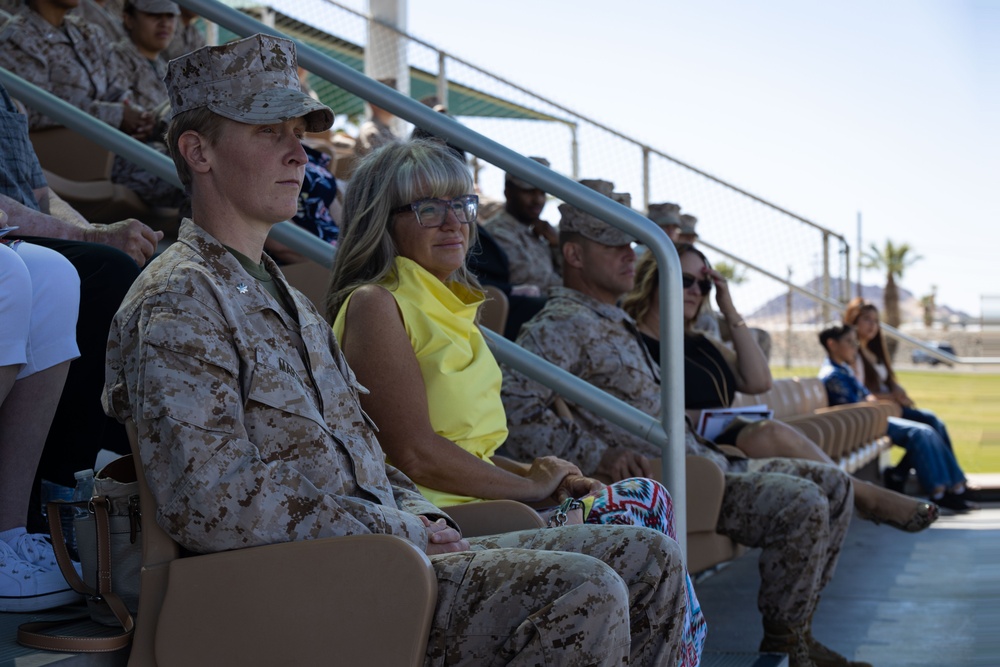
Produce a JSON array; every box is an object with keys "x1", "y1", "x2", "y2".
[
  {"x1": 621, "y1": 251, "x2": 659, "y2": 324},
  {"x1": 621, "y1": 243, "x2": 712, "y2": 329},
  {"x1": 326, "y1": 139, "x2": 480, "y2": 321}
]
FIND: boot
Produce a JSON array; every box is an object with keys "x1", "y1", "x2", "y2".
[
  {"x1": 760, "y1": 620, "x2": 815, "y2": 667},
  {"x1": 804, "y1": 609, "x2": 873, "y2": 667}
]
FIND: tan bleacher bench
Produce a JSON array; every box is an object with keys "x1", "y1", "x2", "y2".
[
  {"x1": 686, "y1": 377, "x2": 893, "y2": 573},
  {"x1": 732, "y1": 377, "x2": 893, "y2": 474},
  {"x1": 29, "y1": 127, "x2": 150, "y2": 224},
  {"x1": 125, "y1": 419, "x2": 543, "y2": 666},
  {"x1": 29, "y1": 127, "x2": 180, "y2": 235}
]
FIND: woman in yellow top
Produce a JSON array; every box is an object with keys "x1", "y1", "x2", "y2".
[{"x1": 327, "y1": 139, "x2": 706, "y2": 666}]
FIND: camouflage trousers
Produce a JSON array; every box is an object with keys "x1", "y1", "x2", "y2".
[
  {"x1": 425, "y1": 524, "x2": 686, "y2": 667},
  {"x1": 718, "y1": 457, "x2": 854, "y2": 626}
]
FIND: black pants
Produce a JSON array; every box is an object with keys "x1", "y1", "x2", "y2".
[{"x1": 20, "y1": 237, "x2": 139, "y2": 485}]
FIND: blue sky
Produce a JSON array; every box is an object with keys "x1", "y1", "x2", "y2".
[{"x1": 399, "y1": 0, "x2": 998, "y2": 317}]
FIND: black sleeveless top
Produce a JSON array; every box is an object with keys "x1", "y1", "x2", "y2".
[
  {"x1": 684, "y1": 334, "x2": 737, "y2": 409},
  {"x1": 640, "y1": 332, "x2": 737, "y2": 409}
]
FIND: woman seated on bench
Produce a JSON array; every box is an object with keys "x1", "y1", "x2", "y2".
[
  {"x1": 843, "y1": 298, "x2": 974, "y2": 511},
  {"x1": 622, "y1": 245, "x2": 938, "y2": 533},
  {"x1": 327, "y1": 139, "x2": 706, "y2": 667}
]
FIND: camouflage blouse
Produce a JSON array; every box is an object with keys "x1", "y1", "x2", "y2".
[{"x1": 104, "y1": 220, "x2": 443, "y2": 554}]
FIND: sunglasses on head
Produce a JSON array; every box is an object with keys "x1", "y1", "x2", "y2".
[{"x1": 681, "y1": 273, "x2": 713, "y2": 295}]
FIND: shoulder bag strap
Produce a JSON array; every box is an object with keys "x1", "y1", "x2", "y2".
[{"x1": 17, "y1": 499, "x2": 135, "y2": 653}]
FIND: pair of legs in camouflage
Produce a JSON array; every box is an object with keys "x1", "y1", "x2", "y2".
[
  {"x1": 424, "y1": 524, "x2": 686, "y2": 667},
  {"x1": 717, "y1": 457, "x2": 854, "y2": 626}
]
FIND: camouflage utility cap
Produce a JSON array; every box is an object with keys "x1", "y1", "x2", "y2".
[
  {"x1": 165, "y1": 34, "x2": 334, "y2": 132},
  {"x1": 577, "y1": 178, "x2": 613, "y2": 198},
  {"x1": 612, "y1": 191, "x2": 631, "y2": 209},
  {"x1": 130, "y1": 0, "x2": 180, "y2": 15},
  {"x1": 648, "y1": 202, "x2": 682, "y2": 228},
  {"x1": 506, "y1": 156, "x2": 551, "y2": 190},
  {"x1": 559, "y1": 178, "x2": 633, "y2": 247},
  {"x1": 679, "y1": 213, "x2": 698, "y2": 237}
]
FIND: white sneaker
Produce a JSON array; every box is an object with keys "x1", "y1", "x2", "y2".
[
  {"x1": 8, "y1": 532, "x2": 83, "y2": 578},
  {"x1": 0, "y1": 540, "x2": 82, "y2": 612}
]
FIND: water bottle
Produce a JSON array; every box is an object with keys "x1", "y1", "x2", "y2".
[
  {"x1": 68, "y1": 469, "x2": 95, "y2": 557},
  {"x1": 72, "y1": 469, "x2": 95, "y2": 518}
]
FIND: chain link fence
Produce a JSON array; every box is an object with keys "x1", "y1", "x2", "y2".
[{"x1": 213, "y1": 0, "x2": 849, "y2": 341}]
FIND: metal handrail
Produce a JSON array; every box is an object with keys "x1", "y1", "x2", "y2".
[
  {"x1": 1, "y1": 0, "x2": 689, "y2": 548},
  {"x1": 1, "y1": 59, "x2": 675, "y2": 440},
  {"x1": 0, "y1": 70, "x2": 179, "y2": 185},
  {"x1": 183, "y1": 0, "x2": 686, "y2": 546}
]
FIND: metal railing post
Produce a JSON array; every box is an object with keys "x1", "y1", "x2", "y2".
[
  {"x1": 842, "y1": 239, "x2": 851, "y2": 305},
  {"x1": 822, "y1": 231, "x2": 831, "y2": 323},
  {"x1": 642, "y1": 147, "x2": 650, "y2": 212},
  {"x1": 437, "y1": 51, "x2": 448, "y2": 110},
  {"x1": 785, "y1": 267, "x2": 793, "y2": 369},
  {"x1": 570, "y1": 122, "x2": 580, "y2": 180}
]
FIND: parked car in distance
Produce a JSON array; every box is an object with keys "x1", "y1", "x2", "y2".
[{"x1": 911, "y1": 342, "x2": 956, "y2": 366}]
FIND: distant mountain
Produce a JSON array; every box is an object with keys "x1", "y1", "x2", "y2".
[{"x1": 747, "y1": 278, "x2": 972, "y2": 325}]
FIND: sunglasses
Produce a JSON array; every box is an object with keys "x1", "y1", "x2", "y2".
[
  {"x1": 393, "y1": 195, "x2": 479, "y2": 228},
  {"x1": 682, "y1": 273, "x2": 713, "y2": 296}
]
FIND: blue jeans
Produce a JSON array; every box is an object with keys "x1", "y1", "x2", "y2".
[
  {"x1": 887, "y1": 417, "x2": 966, "y2": 493},
  {"x1": 901, "y1": 406, "x2": 954, "y2": 451}
]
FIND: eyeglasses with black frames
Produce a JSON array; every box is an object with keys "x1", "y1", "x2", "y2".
[
  {"x1": 681, "y1": 273, "x2": 713, "y2": 296},
  {"x1": 393, "y1": 195, "x2": 479, "y2": 228}
]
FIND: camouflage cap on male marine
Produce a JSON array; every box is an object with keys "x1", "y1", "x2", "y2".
[
  {"x1": 165, "y1": 34, "x2": 334, "y2": 133},
  {"x1": 129, "y1": 0, "x2": 180, "y2": 15},
  {"x1": 558, "y1": 178, "x2": 634, "y2": 247}
]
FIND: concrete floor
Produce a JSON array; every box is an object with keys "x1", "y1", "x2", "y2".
[{"x1": 694, "y1": 503, "x2": 1000, "y2": 666}]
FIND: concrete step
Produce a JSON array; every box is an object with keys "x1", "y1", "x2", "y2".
[{"x1": 968, "y1": 473, "x2": 1000, "y2": 502}]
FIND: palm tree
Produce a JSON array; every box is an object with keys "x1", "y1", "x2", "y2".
[
  {"x1": 715, "y1": 261, "x2": 748, "y2": 285},
  {"x1": 920, "y1": 286, "x2": 937, "y2": 329},
  {"x1": 862, "y1": 240, "x2": 922, "y2": 359}
]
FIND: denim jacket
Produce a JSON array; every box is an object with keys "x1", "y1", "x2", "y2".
[{"x1": 818, "y1": 356, "x2": 870, "y2": 406}]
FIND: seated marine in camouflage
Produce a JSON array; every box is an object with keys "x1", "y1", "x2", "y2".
[
  {"x1": 481, "y1": 156, "x2": 562, "y2": 292},
  {"x1": 0, "y1": 0, "x2": 153, "y2": 138},
  {"x1": 107, "y1": 0, "x2": 186, "y2": 208},
  {"x1": 500, "y1": 179, "x2": 868, "y2": 667},
  {"x1": 103, "y1": 34, "x2": 688, "y2": 666},
  {"x1": 0, "y1": 0, "x2": 183, "y2": 209}
]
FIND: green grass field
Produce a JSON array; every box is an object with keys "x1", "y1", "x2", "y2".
[{"x1": 772, "y1": 367, "x2": 1000, "y2": 474}]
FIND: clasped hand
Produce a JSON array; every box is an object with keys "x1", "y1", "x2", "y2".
[
  {"x1": 555, "y1": 474, "x2": 604, "y2": 502},
  {"x1": 421, "y1": 515, "x2": 469, "y2": 555}
]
